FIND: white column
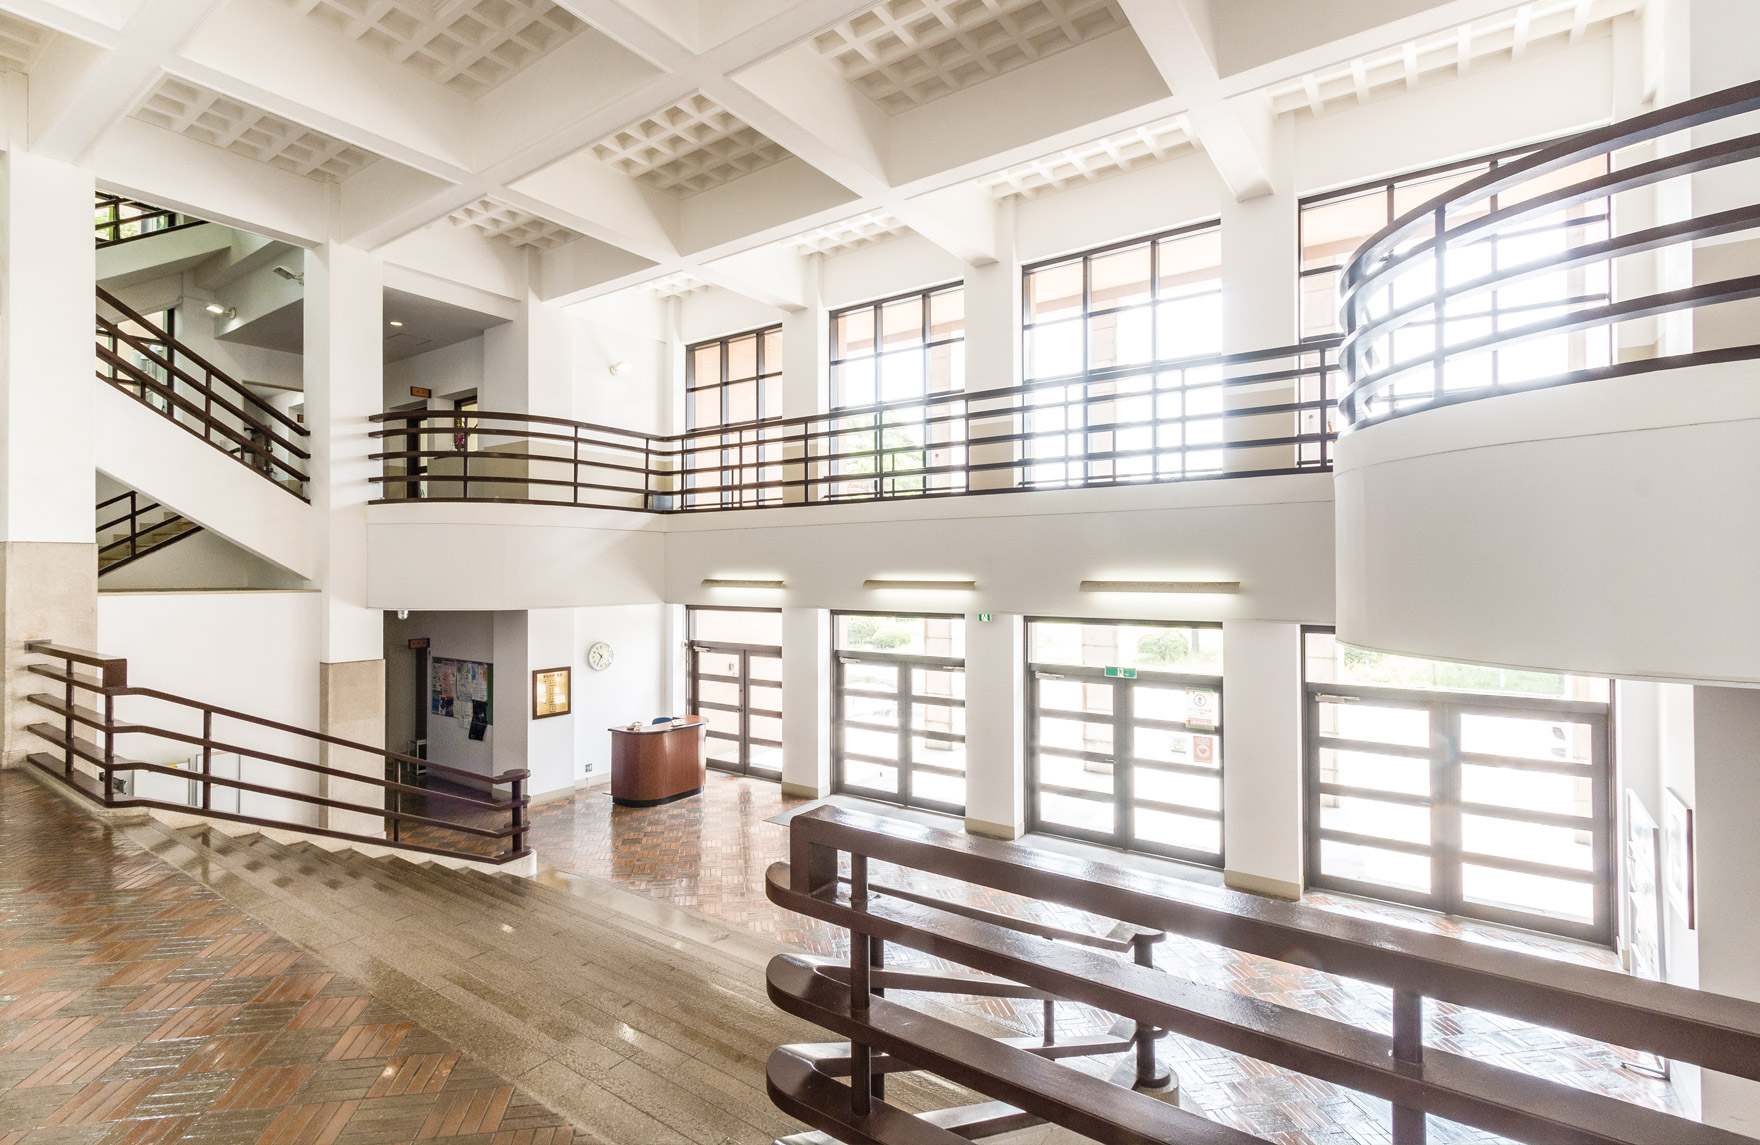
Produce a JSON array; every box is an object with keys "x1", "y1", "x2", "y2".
[
  {"x1": 780, "y1": 255, "x2": 827, "y2": 504},
  {"x1": 961, "y1": 200, "x2": 1021, "y2": 492},
  {"x1": 780, "y1": 605, "x2": 830, "y2": 798},
  {"x1": 1691, "y1": 685, "x2": 1760, "y2": 1133},
  {"x1": 304, "y1": 241, "x2": 385, "y2": 834},
  {"x1": 964, "y1": 612, "x2": 1024, "y2": 839},
  {"x1": 1219, "y1": 621, "x2": 1303, "y2": 898}
]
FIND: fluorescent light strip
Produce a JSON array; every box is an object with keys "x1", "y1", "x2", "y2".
[
  {"x1": 1080, "y1": 580, "x2": 1241, "y2": 594},
  {"x1": 701, "y1": 578, "x2": 786, "y2": 589},
  {"x1": 864, "y1": 579, "x2": 978, "y2": 591}
]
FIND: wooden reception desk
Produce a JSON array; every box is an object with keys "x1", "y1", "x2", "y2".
[{"x1": 608, "y1": 716, "x2": 707, "y2": 807}]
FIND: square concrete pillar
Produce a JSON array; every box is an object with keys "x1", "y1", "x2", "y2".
[
  {"x1": 964, "y1": 612, "x2": 1024, "y2": 839},
  {"x1": 780, "y1": 606, "x2": 830, "y2": 798},
  {"x1": 1220, "y1": 620, "x2": 1303, "y2": 899}
]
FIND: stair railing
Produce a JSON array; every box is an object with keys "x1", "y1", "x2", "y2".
[
  {"x1": 94, "y1": 192, "x2": 206, "y2": 248},
  {"x1": 21, "y1": 641, "x2": 529, "y2": 865},
  {"x1": 766, "y1": 804, "x2": 1760, "y2": 1145},
  {"x1": 95, "y1": 287, "x2": 310, "y2": 498},
  {"x1": 96, "y1": 491, "x2": 203, "y2": 574}
]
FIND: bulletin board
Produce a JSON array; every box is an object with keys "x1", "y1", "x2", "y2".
[{"x1": 431, "y1": 656, "x2": 493, "y2": 728}]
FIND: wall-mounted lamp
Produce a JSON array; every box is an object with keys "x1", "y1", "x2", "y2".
[
  {"x1": 271, "y1": 265, "x2": 304, "y2": 285},
  {"x1": 608, "y1": 361, "x2": 634, "y2": 376},
  {"x1": 864, "y1": 579, "x2": 978, "y2": 591},
  {"x1": 701, "y1": 578, "x2": 786, "y2": 589},
  {"x1": 1079, "y1": 580, "x2": 1241, "y2": 594},
  {"x1": 388, "y1": 320, "x2": 404, "y2": 328},
  {"x1": 204, "y1": 302, "x2": 236, "y2": 319}
]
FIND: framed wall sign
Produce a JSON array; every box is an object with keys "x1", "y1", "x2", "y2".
[{"x1": 533, "y1": 667, "x2": 571, "y2": 719}]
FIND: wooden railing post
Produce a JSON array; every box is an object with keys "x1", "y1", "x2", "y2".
[
  {"x1": 848, "y1": 852, "x2": 873, "y2": 1118},
  {"x1": 201, "y1": 709, "x2": 213, "y2": 811},
  {"x1": 62, "y1": 654, "x2": 75, "y2": 782},
  {"x1": 1132, "y1": 932, "x2": 1170, "y2": 1088},
  {"x1": 509, "y1": 774, "x2": 526, "y2": 856},
  {"x1": 1392, "y1": 989, "x2": 1426, "y2": 1144}
]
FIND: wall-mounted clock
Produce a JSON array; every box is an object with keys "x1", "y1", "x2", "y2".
[{"x1": 587, "y1": 641, "x2": 614, "y2": 671}]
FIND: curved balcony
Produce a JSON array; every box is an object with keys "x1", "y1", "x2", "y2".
[{"x1": 1334, "y1": 80, "x2": 1760, "y2": 683}]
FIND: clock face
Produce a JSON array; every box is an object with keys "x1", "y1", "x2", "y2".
[{"x1": 588, "y1": 642, "x2": 614, "y2": 671}]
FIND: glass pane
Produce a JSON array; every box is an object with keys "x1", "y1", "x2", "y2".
[
  {"x1": 1301, "y1": 191, "x2": 1387, "y2": 272},
  {"x1": 1461, "y1": 864, "x2": 1592, "y2": 923},
  {"x1": 761, "y1": 329, "x2": 782, "y2": 372},
  {"x1": 727, "y1": 334, "x2": 758, "y2": 381},
  {"x1": 697, "y1": 679, "x2": 740, "y2": 708},
  {"x1": 1461, "y1": 815, "x2": 1593, "y2": 871},
  {"x1": 1461, "y1": 764, "x2": 1589, "y2": 817},
  {"x1": 1304, "y1": 631, "x2": 1606, "y2": 700},
  {"x1": 1030, "y1": 621, "x2": 1222, "y2": 674},
  {"x1": 749, "y1": 714, "x2": 782, "y2": 744},
  {"x1": 1460, "y1": 714, "x2": 1592, "y2": 764},
  {"x1": 1134, "y1": 686, "x2": 1219, "y2": 728},
  {"x1": 844, "y1": 759, "x2": 898, "y2": 794},
  {"x1": 749, "y1": 656, "x2": 783, "y2": 684},
  {"x1": 913, "y1": 770, "x2": 965, "y2": 808},
  {"x1": 691, "y1": 344, "x2": 721, "y2": 384},
  {"x1": 882, "y1": 297, "x2": 924, "y2": 349},
  {"x1": 1039, "y1": 716, "x2": 1113, "y2": 757},
  {"x1": 1089, "y1": 245, "x2": 1152, "y2": 311},
  {"x1": 929, "y1": 288, "x2": 964, "y2": 338},
  {"x1": 843, "y1": 724, "x2": 898, "y2": 760},
  {"x1": 1320, "y1": 795, "x2": 1430, "y2": 846},
  {"x1": 1039, "y1": 791, "x2": 1113, "y2": 835},
  {"x1": 695, "y1": 649, "x2": 739, "y2": 677},
  {"x1": 1319, "y1": 839, "x2": 1430, "y2": 893},
  {"x1": 1135, "y1": 768, "x2": 1218, "y2": 812},
  {"x1": 724, "y1": 380, "x2": 757, "y2": 424},
  {"x1": 1320, "y1": 747, "x2": 1429, "y2": 797},
  {"x1": 1135, "y1": 727, "x2": 1212, "y2": 768},
  {"x1": 1038, "y1": 754, "x2": 1114, "y2": 796},
  {"x1": 836, "y1": 307, "x2": 876, "y2": 358},
  {"x1": 912, "y1": 666, "x2": 965, "y2": 700},
  {"x1": 1314, "y1": 701, "x2": 1429, "y2": 748},
  {"x1": 691, "y1": 609, "x2": 781, "y2": 645},
  {"x1": 842, "y1": 661, "x2": 897, "y2": 691},
  {"x1": 914, "y1": 701, "x2": 965, "y2": 740},
  {"x1": 837, "y1": 615, "x2": 965, "y2": 658},
  {"x1": 691, "y1": 387, "x2": 721, "y2": 429},
  {"x1": 1134, "y1": 808, "x2": 1219, "y2": 855},
  {"x1": 1037, "y1": 677, "x2": 1109, "y2": 715},
  {"x1": 1027, "y1": 261, "x2": 1083, "y2": 323}
]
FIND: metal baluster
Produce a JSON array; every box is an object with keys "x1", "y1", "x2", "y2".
[
  {"x1": 1392, "y1": 989, "x2": 1426, "y2": 1144},
  {"x1": 1432, "y1": 204, "x2": 1447, "y2": 405},
  {"x1": 202, "y1": 709, "x2": 213, "y2": 811},
  {"x1": 849, "y1": 852, "x2": 873, "y2": 1117},
  {"x1": 62, "y1": 656, "x2": 75, "y2": 782},
  {"x1": 574, "y1": 425, "x2": 582, "y2": 505}
]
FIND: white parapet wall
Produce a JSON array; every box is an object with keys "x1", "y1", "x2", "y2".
[{"x1": 1334, "y1": 361, "x2": 1760, "y2": 684}]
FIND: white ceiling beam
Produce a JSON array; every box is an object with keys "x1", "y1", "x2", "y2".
[{"x1": 1114, "y1": 0, "x2": 1273, "y2": 200}]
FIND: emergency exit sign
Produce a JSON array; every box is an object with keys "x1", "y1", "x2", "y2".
[{"x1": 1103, "y1": 666, "x2": 1137, "y2": 678}]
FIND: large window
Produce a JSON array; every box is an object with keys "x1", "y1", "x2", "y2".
[
  {"x1": 688, "y1": 608, "x2": 782, "y2": 779},
  {"x1": 1300, "y1": 147, "x2": 1613, "y2": 392},
  {"x1": 833, "y1": 613, "x2": 966, "y2": 814},
  {"x1": 684, "y1": 326, "x2": 784, "y2": 508},
  {"x1": 1020, "y1": 225, "x2": 1234, "y2": 485},
  {"x1": 1303, "y1": 630, "x2": 1613, "y2": 944},
  {"x1": 827, "y1": 286, "x2": 966, "y2": 500},
  {"x1": 1027, "y1": 619, "x2": 1224, "y2": 867}
]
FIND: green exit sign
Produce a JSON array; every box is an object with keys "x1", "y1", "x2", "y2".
[
  {"x1": 978, "y1": 612, "x2": 992, "y2": 622},
  {"x1": 1104, "y1": 666, "x2": 1137, "y2": 678}
]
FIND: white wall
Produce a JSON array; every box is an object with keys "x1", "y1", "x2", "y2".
[
  {"x1": 385, "y1": 337, "x2": 484, "y2": 408},
  {"x1": 96, "y1": 591, "x2": 322, "y2": 825},
  {"x1": 570, "y1": 602, "x2": 670, "y2": 787}
]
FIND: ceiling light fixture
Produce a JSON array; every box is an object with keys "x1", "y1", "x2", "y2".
[
  {"x1": 1079, "y1": 580, "x2": 1242, "y2": 594},
  {"x1": 609, "y1": 361, "x2": 634, "y2": 375},
  {"x1": 701, "y1": 578, "x2": 786, "y2": 589},
  {"x1": 271, "y1": 266, "x2": 304, "y2": 285},
  {"x1": 203, "y1": 302, "x2": 236, "y2": 319},
  {"x1": 864, "y1": 579, "x2": 977, "y2": 591},
  {"x1": 388, "y1": 320, "x2": 404, "y2": 327}
]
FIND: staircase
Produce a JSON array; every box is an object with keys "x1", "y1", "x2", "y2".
[{"x1": 96, "y1": 489, "x2": 202, "y2": 575}]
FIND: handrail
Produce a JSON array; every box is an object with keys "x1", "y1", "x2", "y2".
[
  {"x1": 20, "y1": 640, "x2": 529, "y2": 865},
  {"x1": 94, "y1": 192, "x2": 206, "y2": 249},
  {"x1": 1336, "y1": 79, "x2": 1760, "y2": 430},
  {"x1": 765, "y1": 804, "x2": 1760, "y2": 1145},
  {"x1": 370, "y1": 339, "x2": 1340, "y2": 514},
  {"x1": 96, "y1": 490, "x2": 203, "y2": 574}
]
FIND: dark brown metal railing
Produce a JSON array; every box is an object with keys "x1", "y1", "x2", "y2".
[
  {"x1": 1339, "y1": 78, "x2": 1760, "y2": 429},
  {"x1": 765, "y1": 804, "x2": 1760, "y2": 1145},
  {"x1": 96, "y1": 287, "x2": 310, "y2": 497},
  {"x1": 21, "y1": 641, "x2": 529, "y2": 865},
  {"x1": 94, "y1": 192, "x2": 206, "y2": 249},
  {"x1": 368, "y1": 340, "x2": 1340, "y2": 514},
  {"x1": 97, "y1": 490, "x2": 202, "y2": 575}
]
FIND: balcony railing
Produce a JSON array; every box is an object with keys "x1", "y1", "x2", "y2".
[
  {"x1": 766, "y1": 804, "x2": 1760, "y2": 1145},
  {"x1": 1338, "y1": 78, "x2": 1760, "y2": 430},
  {"x1": 369, "y1": 340, "x2": 1339, "y2": 513}
]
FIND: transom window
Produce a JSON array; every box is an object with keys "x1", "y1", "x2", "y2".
[
  {"x1": 1303, "y1": 630, "x2": 1613, "y2": 944},
  {"x1": 1027, "y1": 619, "x2": 1224, "y2": 867},
  {"x1": 833, "y1": 613, "x2": 966, "y2": 814}
]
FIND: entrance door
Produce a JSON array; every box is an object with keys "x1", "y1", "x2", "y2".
[
  {"x1": 689, "y1": 642, "x2": 782, "y2": 778},
  {"x1": 1028, "y1": 667, "x2": 1223, "y2": 866}
]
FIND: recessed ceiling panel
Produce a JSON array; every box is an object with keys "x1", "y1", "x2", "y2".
[
  {"x1": 814, "y1": 0, "x2": 1129, "y2": 115},
  {"x1": 592, "y1": 93, "x2": 791, "y2": 197},
  {"x1": 281, "y1": 0, "x2": 584, "y2": 98},
  {"x1": 448, "y1": 197, "x2": 584, "y2": 250},
  {"x1": 132, "y1": 76, "x2": 380, "y2": 183},
  {"x1": 983, "y1": 115, "x2": 1195, "y2": 199}
]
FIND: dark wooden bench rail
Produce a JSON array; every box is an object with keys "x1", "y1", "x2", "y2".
[
  {"x1": 20, "y1": 641, "x2": 529, "y2": 865},
  {"x1": 764, "y1": 804, "x2": 1760, "y2": 1145}
]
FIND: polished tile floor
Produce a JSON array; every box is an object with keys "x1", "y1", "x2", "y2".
[
  {"x1": 522, "y1": 771, "x2": 1679, "y2": 1145},
  {"x1": 0, "y1": 770, "x2": 577, "y2": 1145}
]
